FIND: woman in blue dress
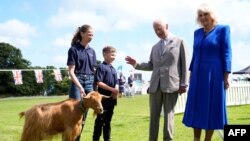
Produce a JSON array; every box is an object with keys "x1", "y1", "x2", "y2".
[{"x1": 182, "y1": 3, "x2": 232, "y2": 141}]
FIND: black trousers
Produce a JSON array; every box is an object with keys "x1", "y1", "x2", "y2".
[{"x1": 93, "y1": 104, "x2": 115, "y2": 141}]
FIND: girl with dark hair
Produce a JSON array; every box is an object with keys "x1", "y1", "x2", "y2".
[{"x1": 67, "y1": 24, "x2": 97, "y2": 141}]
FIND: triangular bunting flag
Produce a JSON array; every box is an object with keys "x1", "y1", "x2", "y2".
[
  {"x1": 117, "y1": 65, "x2": 122, "y2": 71},
  {"x1": 53, "y1": 69, "x2": 62, "y2": 81},
  {"x1": 34, "y1": 70, "x2": 43, "y2": 83},
  {"x1": 12, "y1": 70, "x2": 23, "y2": 85}
]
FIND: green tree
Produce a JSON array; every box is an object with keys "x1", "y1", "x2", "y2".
[
  {"x1": 39, "y1": 66, "x2": 70, "y2": 96},
  {"x1": 0, "y1": 42, "x2": 42, "y2": 96},
  {"x1": 54, "y1": 68, "x2": 70, "y2": 95},
  {"x1": 0, "y1": 42, "x2": 101, "y2": 97}
]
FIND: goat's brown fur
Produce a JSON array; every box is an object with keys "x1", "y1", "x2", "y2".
[{"x1": 19, "y1": 91, "x2": 109, "y2": 141}]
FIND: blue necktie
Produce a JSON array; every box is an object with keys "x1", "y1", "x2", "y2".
[{"x1": 161, "y1": 39, "x2": 166, "y2": 54}]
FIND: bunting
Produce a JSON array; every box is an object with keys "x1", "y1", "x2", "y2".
[
  {"x1": 34, "y1": 70, "x2": 43, "y2": 83},
  {"x1": 53, "y1": 69, "x2": 62, "y2": 81},
  {"x1": 117, "y1": 65, "x2": 122, "y2": 72},
  {"x1": 1, "y1": 69, "x2": 67, "y2": 85},
  {"x1": 12, "y1": 70, "x2": 23, "y2": 85},
  {"x1": 117, "y1": 65, "x2": 122, "y2": 71}
]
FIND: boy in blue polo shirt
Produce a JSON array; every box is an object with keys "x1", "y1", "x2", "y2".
[{"x1": 92, "y1": 46, "x2": 119, "y2": 141}]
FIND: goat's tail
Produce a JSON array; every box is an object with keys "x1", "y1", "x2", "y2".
[{"x1": 19, "y1": 112, "x2": 25, "y2": 119}]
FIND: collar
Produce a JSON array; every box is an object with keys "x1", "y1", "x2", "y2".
[
  {"x1": 77, "y1": 42, "x2": 90, "y2": 49},
  {"x1": 162, "y1": 33, "x2": 174, "y2": 44},
  {"x1": 79, "y1": 98, "x2": 88, "y2": 113},
  {"x1": 165, "y1": 32, "x2": 174, "y2": 40},
  {"x1": 103, "y1": 61, "x2": 113, "y2": 68}
]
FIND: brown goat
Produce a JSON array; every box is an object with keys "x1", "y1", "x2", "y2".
[{"x1": 19, "y1": 91, "x2": 109, "y2": 141}]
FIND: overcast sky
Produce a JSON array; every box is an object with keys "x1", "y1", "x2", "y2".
[{"x1": 0, "y1": 0, "x2": 249, "y2": 81}]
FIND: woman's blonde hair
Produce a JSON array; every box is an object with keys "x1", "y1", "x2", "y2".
[{"x1": 196, "y1": 3, "x2": 218, "y2": 27}]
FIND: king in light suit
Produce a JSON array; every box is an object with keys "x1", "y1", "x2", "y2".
[{"x1": 125, "y1": 19, "x2": 189, "y2": 141}]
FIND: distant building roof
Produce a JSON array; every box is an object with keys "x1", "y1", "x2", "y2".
[{"x1": 233, "y1": 65, "x2": 250, "y2": 74}]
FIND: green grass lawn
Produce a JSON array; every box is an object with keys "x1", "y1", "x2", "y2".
[{"x1": 0, "y1": 95, "x2": 249, "y2": 141}]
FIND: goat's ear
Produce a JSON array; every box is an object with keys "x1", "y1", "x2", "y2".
[
  {"x1": 88, "y1": 91, "x2": 95, "y2": 95},
  {"x1": 101, "y1": 94, "x2": 110, "y2": 99},
  {"x1": 83, "y1": 94, "x2": 90, "y2": 99}
]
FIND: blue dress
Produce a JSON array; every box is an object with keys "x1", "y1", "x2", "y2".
[{"x1": 182, "y1": 25, "x2": 232, "y2": 130}]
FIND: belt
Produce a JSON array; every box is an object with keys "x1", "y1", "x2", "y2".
[
  {"x1": 82, "y1": 74, "x2": 92, "y2": 77},
  {"x1": 79, "y1": 74, "x2": 94, "y2": 80}
]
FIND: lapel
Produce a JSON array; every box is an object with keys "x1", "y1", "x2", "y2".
[{"x1": 162, "y1": 33, "x2": 174, "y2": 55}]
